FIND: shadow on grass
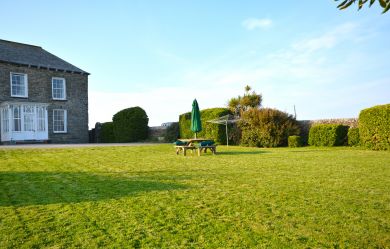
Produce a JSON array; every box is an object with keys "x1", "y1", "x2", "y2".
[
  {"x1": 287, "y1": 148, "x2": 333, "y2": 153},
  {"x1": 0, "y1": 171, "x2": 187, "y2": 207},
  {"x1": 217, "y1": 150, "x2": 269, "y2": 155}
]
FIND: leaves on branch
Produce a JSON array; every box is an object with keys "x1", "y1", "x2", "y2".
[{"x1": 335, "y1": 0, "x2": 390, "y2": 13}]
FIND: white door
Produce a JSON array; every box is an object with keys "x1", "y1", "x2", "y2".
[
  {"x1": 35, "y1": 106, "x2": 48, "y2": 140},
  {"x1": 22, "y1": 105, "x2": 36, "y2": 140}
]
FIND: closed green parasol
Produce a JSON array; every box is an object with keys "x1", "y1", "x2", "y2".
[{"x1": 191, "y1": 99, "x2": 202, "y2": 138}]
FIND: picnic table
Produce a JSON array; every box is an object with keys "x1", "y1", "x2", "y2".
[{"x1": 174, "y1": 138, "x2": 217, "y2": 156}]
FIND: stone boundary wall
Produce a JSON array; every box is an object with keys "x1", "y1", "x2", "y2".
[
  {"x1": 90, "y1": 125, "x2": 168, "y2": 143},
  {"x1": 298, "y1": 118, "x2": 358, "y2": 144},
  {"x1": 304, "y1": 118, "x2": 358, "y2": 128},
  {"x1": 148, "y1": 126, "x2": 168, "y2": 142},
  {"x1": 89, "y1": 122, "x2": 179, "y2": 143}
]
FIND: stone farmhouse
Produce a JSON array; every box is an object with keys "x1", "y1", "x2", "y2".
[{"x1": 0, "y1": 39, "x2": 89, "y2": 144}]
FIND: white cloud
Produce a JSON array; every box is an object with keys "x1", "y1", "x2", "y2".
[
  {"x1": 242, "y1": 18, "x2": 272, "y2": 30},
  {"x1": 292, "y1": 22, "x2": 357, "y2": 52}
]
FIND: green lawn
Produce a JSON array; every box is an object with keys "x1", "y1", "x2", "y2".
[{"x1": 0, "y1": 145, "x2": 389, "y2": 248}]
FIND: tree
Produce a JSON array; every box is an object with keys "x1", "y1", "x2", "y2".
[
  {"x1": 228, "y1": 85, "x2": 262, "y2": 117},
  {"x1": 335, "y1": 0, "x2": 390, "y2": 13}
]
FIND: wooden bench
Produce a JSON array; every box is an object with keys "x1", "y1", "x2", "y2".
[
  {"x1": 175, "y1": 145, "x2": 196, "y2": 156},
  {"x1": 197, "y1": 145, "x2": 217, "y2": 155}
]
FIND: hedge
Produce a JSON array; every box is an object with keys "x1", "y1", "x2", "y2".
[
  {"x1": 359, "y1": 104, "x2": 390, "y2": 150},
  {"x1": 240, "y1": 108, "x2": 300, "y2": 147},
  {"x1": 288, "y1": 135, "x2": 303, "y2": 148},
  {"x1": 308, "y1": 124, "x2": 349, "y2": 146},
  {"x1": 113, "y1": 107, "x2": 149, "y2": 142},
  {"x1": 347, "y1": 127, "x2": 360, "y2": 147},
  {"x1": 179, "y1": 108, "x2": 231, "y2": 144},
  {"x1": 99, "y1": 122, "x2": 115, "y2": 143},
  {"x1": 165, "y1": 122, "x2": 179, "y2": 142}
]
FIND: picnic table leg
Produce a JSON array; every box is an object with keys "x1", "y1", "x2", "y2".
[
  {"x1": 183, "y1": 148, "x2": 187, "y2": 156},
  {"x1": 198, "y1": 148, "x2": 201, "y2": 156}
]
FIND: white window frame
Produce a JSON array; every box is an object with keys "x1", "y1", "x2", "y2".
[
  {"x1": 52, "y1": 77, "x2": 66, "y2": 100},
  {"x1": 53, "y1": 109, "x2": 67, "y2": 133},
  {"x1": 12, "y1": 105, "x2": 22, "y2": 132},
  {"x1": 1, "y1": 108, "x2": 10, "y2": 133},
  {"x1": 10, "y1": 72, "x2": 28, "y2": 98},
  {"x1": 23, "y1": 105, "x2": 35, "y2": 132},
  {"x1": 36, "y1": 106, "x2": 46, "y2": 132}
]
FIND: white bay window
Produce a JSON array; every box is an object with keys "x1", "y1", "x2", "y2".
[
  {"x1": 23, "y1": 105, "x2": 35, "y2": 131},
  {"x1": 0, "y1": 102, "x2": 48, "y2": 142},
  {"x1": 1, "y1": 108, "x2": 9, "y2": 133},
  {"x1": 13, "y1": 106, "x2": 21, "y2": 132},
  {"x1": 37, "y1": 107, "x2": 46, "y2": 132}
]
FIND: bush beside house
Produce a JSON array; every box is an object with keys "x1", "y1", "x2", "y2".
[
  {"x1": 99, "y1": 122, "x2": 115, "y2": 143},
  {"x1": 179, "y1": 108, "x2": 231, "y2": 144},
  {"x1": 113, "y1": 107, "x2": 149, "y2": 142},
  {"x1": 359, "y1": 104, "x2": 390, "y2": 150},
  {"x1": 308, "y1": 124, "x2": 349, "y2": 146}
]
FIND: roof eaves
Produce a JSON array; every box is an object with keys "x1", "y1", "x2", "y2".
[{"x1": 0, "y1": 59, "x2": 90, "y2": 75}]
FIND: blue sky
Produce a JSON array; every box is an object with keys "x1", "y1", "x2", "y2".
[{"x1": 1, "y1": 1, "x2": 389, "y2": 127}]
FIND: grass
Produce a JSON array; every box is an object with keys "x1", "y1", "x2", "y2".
[{"x1": 0, "y1": 145, "x2": 389, "y2": 248}]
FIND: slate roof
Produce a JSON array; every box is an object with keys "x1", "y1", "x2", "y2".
[{"x1": 0, "y1": 39, "x2": 89, "y2": 75}]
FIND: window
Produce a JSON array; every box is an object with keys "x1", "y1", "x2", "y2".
[
  {"x1": 1, "y1": 108, "x2": 9, "y2": 132},
  {"x1": 37, "y1": 107, "x2": 46, "y2": 132},
  {"x1": 52, "y1": 78, "x2": 66, "y2": 100},
  {"x1": 53, "y1": 109, "x2": 67, "y2": 133},
  {"x1": 11, "y1": 73, "x2": 28, "y2": 97},
  {"x1": 23, "y1": 105, "x2": 35, "y2": 131},
  {"x1": 13, "y1": 106, "x2": 21, "y2": 131}
]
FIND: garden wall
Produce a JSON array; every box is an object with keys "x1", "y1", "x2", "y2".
[
  {"x1": 298, "y1": 118, "x2": 358, "y2": 144},
  {"x1": 148, "y1": 126, "x2": 168, "y2": 142}
]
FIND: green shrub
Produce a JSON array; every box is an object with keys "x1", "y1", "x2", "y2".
[
  {"x1": 113, "y1": 107, "x2": 149, "y2": 142},
  {"x1": 308, "y1": 124, "x2": 349, "y2": 146},
  {"x1": 179, "y1": 108, "x2": 231, "y2": 144},
  {"x1": 359, "y1": 104, "x2": 390, "y2": 150},
  {"x1": 288, "y1": 135, "x2": 303, "y2": 148},
  {"x1": 240, "y1": 108, "x2": 300, "y2": 147},
  {"x1": 348, "y1": 127, "x2": 360, "y2": 146},
  {"x1": 99, "y1": 122, "x2": 115, "y2": 143}
]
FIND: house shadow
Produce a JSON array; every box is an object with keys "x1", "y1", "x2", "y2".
[
  {"x1": 287, "y1": 148, "x2": 331, "y2": 153},
  {"x1": 217, "y1": 150, "x2": 269, "y2": 156},
  {"x1": 0, "y1": 171, "x2": 187, "y2": 207}
]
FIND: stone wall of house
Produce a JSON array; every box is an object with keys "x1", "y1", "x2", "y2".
[{"x1": 0, "y1": 63, "x2": 89, "y2": 143}]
